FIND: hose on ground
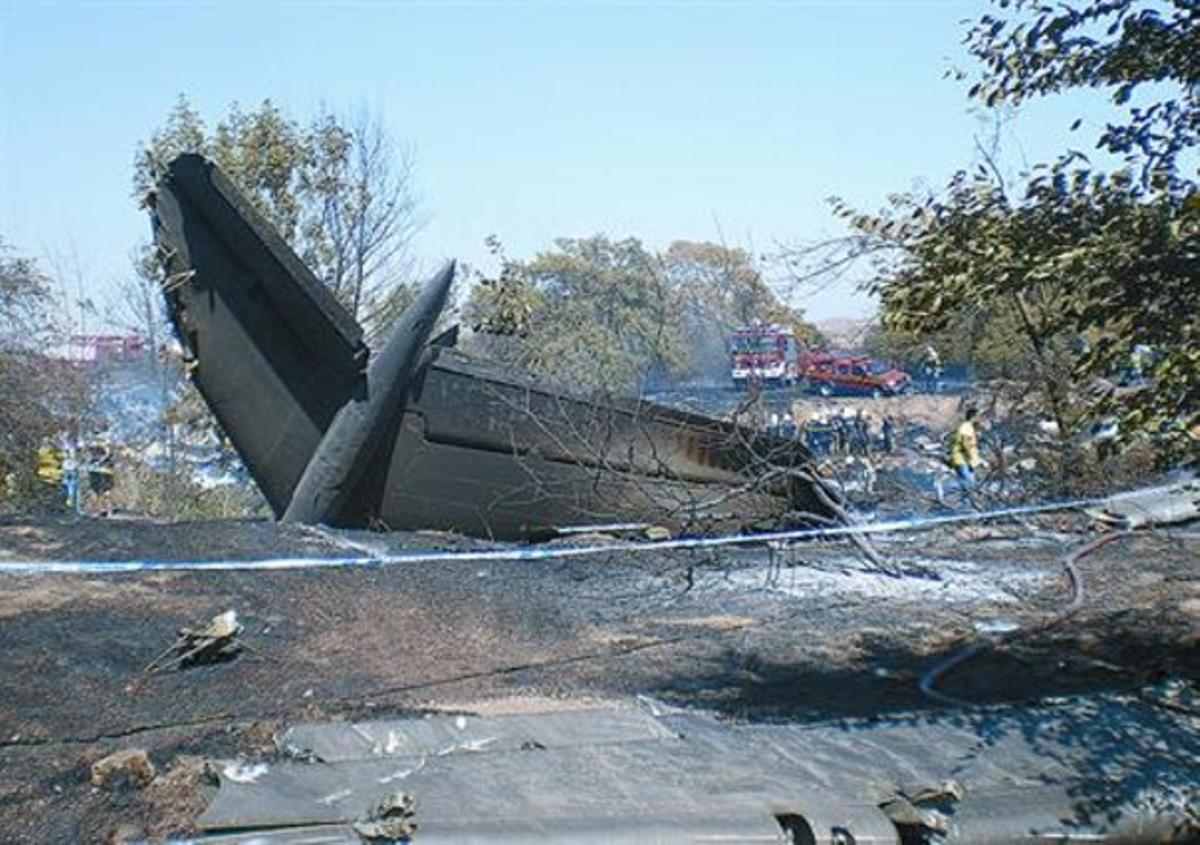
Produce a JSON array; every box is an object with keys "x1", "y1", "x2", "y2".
[{"x1": 918, "y1": 530, "x2": 1129, "y2": 706}]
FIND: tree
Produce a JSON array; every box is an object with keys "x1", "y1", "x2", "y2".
[
  {"x1": 799, "y1": 0, "x2": 1197, "y2": 464},
  {"x1": 465, "y1": 236, "x2": 820, "y2": 392},
  {"x1": 965, "y1": 0, "x2": 1199, "y2": 190},
  {"x1": 861, "y1": 303, "x2": 1031, "y2": 380},
  {"x1": 959, "y1": 0, "x2": 1199, "y2": 453},
  {"x1": 303, "y1": 108, "x2": 421, "y2": 332},
  {"x1": 464, "y1": 236, "x2": 663, "y2": 392},
  {"x1": 465, "y1": 234, "x2": 543, "y2": 339},
  {"x1": 135, "y1": 95, "x2": 421, "y2": 330},
  {"x1": 0, "y1": 238, "x2": 89, "y2": 506},
  {"x1": 836, "y1": 169, "x2": 1114, "y2": 445},
  {"x1": 467, "y1": 235, "x2": 687, "y2": 393},
  {"x1": 663, "y1": 241, "x2": 821, "y2": 377}
]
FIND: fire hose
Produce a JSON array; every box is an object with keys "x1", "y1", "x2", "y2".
[{"x1": 918, "y1": 530, "x2": 1131, "y2": 705}]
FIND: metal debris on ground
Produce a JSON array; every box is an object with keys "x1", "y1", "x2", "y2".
[
  {"x1": 143, "y1": 609, "x2": 244, "y2": 673},
  {"x1": 221, "y1": 761, "x2": 269, "y2": 784},
  {"x1": 90, "y1": 748, "x2": 156, "y2": 790},
  {"x1": 1087, "y1": 479, "x2": 1200, "y2": 529},
  {"x1": 880, "y1": 780, "x2": 964, "y2": 838},
  {"x1": 352, "y1": 791, "x2": 417, "y2": 842},
  {"x1": 198, "y1": 700, "x2": 1197, "y2": 841}
]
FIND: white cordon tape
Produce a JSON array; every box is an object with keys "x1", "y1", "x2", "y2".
[{"x1": 0, "y1": 495, "x2": 1117, "y2": 576}]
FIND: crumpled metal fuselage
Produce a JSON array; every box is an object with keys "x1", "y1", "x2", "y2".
[{"x1": 150, "y1": 154, "x2": 828, "y2": 539}]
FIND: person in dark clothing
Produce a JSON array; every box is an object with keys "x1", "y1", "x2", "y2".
[
  {"x1": 832, "y1": 415, "x2": 847, "y2": 455},
  {"x1": 882, "y1": 416, "x2": 896, "y2": 453},
  {"x1": 853, "y1": 410, "x2": 870, "y2": 456}
]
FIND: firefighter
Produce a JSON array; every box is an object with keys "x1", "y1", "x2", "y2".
[
  {"x1": 852, "y1": 410, "x2": 871, "y2": 457},
  {"x1": 35, "y1": 440, "x2": 67, "y2": 511},
  {"x1": 832, "y1": 411, "x2": 848, "y2": 455},
  {"x1": 35, "y1": 442, "x2": 64, "y2": 487},
  {"x1": 790, "y1": 401, "x2": 806, "y2": 442},
  {"x1": 61, "y1": 442, "x2": 80, "y2": 513},
  {"x1": 922, "y1": 345, "x2": 942, "y2": 393},
  {"x1": 803, "y1": 412, "x2": 831, "y2": 457},
  {"x1": 86, "y1": 438, "x2": 116, "y2": 512},
  {"x1": 949, "y1": 406, "x2": 984, "y2": 503}
]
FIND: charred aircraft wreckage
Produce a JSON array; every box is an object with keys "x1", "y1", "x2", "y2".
[{"x1": 148, "y1": 154, "x2": 833, "y2": 539}]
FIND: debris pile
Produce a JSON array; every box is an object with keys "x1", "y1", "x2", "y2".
[
  {"x1": 353, "y1": 791, "x2": 417, "y2": 842},
  {"x1": 143, "y1": 609, "x2": 243, "y2": 673},
  {"x1": 1088, "y1": 480, "x2": 1200, "y2": 529},
  {"x1": 90, "y1": 748, "x2": 156, "y2": 790},
  {"x1": 880, "y1": 780, "x2": 964, "y2": 840}
]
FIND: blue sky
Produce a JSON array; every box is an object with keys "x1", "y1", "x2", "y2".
[{"x1": 0, "y1": 0, "x2": 1112, "y2": 323}]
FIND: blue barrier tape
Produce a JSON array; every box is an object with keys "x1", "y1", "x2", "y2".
[{"x1": 0, "y1": 494, "x2": 1115, "y2": 576}]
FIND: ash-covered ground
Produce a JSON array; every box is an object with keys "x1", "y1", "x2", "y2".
[{"x1": 0, "y1": 513, "x2": 1197, "y2": 841}]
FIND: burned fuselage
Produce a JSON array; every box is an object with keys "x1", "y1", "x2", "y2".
[{"x1": 149, "y1": 154, "x2": 829, "y2": 539}]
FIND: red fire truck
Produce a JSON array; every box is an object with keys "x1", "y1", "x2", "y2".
[{"x1": 729, "y1": 325, "x2": 796, "y2": 389}]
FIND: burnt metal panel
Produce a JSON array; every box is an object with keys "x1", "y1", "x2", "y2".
[
  {"x1": 200, "y1": 697, "x2": 1196, "y2": 843},
  {"x1": 201, "y1": 711, "x2": 893, "y2": 843},
  {"x1": 386, "y1": 350, "x2": 826, "y2": 536},
  {"x1": 279, "y1": 708, "x2": 677, "y2": 763},
  {"x1": 380, "y1": 397, "x2": 808, "y2": 538},
  {"x1": 412, "y1": 351, "x2": 793, "y2": 484}
]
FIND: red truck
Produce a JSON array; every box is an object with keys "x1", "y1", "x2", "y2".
[
  {"x1": 729, "y1": 325, "x2": 796, "y2": 389},
  {"x1": 796, "y1": 351, "x2": 910, "y2": 397},
  {"x1": 729, "y1": 326, "x2": 910, "y2": 396}
]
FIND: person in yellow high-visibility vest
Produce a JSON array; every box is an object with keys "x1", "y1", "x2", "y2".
[
  {"x1": 34, "y1": 442, "x2": 68, "y2": 512},
  {"x1": 949, "y1": 406, "x2": 983, "y2": 499},
  {"x1": 36, "y1": 444, "x2": 64, "y2": 486}
]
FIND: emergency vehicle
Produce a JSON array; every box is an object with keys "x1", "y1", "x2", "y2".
[
  {"x1": 729, "y1": 325, "x2": 796, "y2": 389},
  {"x1": 796, "y1": 351, "x2": 910, "y2": 397}
]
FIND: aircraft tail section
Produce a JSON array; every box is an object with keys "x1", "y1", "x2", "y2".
[{"x1": 150, "y1": 154, "x2": 369, "y2": 514}]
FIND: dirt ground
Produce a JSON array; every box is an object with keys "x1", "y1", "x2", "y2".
[{"x1": 0, "y1": 511, "x2": 1197, "y2": 841}]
